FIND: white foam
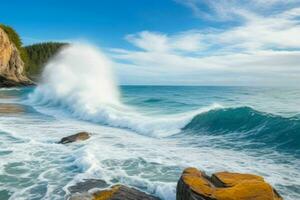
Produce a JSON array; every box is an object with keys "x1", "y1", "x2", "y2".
[{"x1": 0, "y1": 102, "x2": 299, "y2": 200}]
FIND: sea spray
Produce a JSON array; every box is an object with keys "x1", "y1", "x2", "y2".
[
  {"x1": 33, "y1": 43, "x2": 120, "y2": 108},
  {"x1": 28, "y1": 43, "x2": 222, "y2": 137}
]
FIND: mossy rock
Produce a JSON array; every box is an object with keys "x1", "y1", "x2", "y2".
[{"x1": 177, "y1": 167, "x2": 283, "y2": 200}]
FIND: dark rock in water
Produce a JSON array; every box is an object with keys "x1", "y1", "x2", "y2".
[
  {"x1": 176, "y1": 167, "x2": 283, "y2": 200},
  {"x1": 92, "y1": 185, "x2": 160, "y2": 200},
  {"x1": 68, "y1": 180, "x2": 160, "y2": 200},
  {"x1": 68, "y1": 179, "x2": 159, "y2": 200},
  {"x1": 68, "y1": 179, "x2": 109, "y2": 200},
  {"x1": 58, "y1": 132, "x2": 90, "y2": 144},
  {"x1": 0, "y1": 75, "x2": 33, "y2": 87},
  {"x1": 68, "y1": 179, "x2": 109, "y2": 194}
]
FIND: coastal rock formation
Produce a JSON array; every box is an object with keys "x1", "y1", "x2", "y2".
[
  {"x1": 68, "y1": 179, "x2": 109, "y2": 200},
  {"x1": 92, "y1": 185, "x2": 160, "y2": 200},
  {"x1": 177, "y1": 167, "x2": 282, "y2": 200},
  {"x1": 68, "y1": 181, "x2": 160, "y2": 200},
  {"x1": 59, "y1": 132, "x2": 90, "y2": 144},
  {"x1": 0, "y1": 27, "x2": 33, "y2": 87},
  {"x1": 68, "y1": 179, "x2": 109, "y2": 194}
]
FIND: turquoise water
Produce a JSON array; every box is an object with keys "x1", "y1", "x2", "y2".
[{"x1": 0, "y1": 86, "x2": 299, "y2": 200}]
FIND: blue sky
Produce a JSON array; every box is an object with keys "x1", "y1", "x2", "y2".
[
  {"x1": 1, "y1": 0, "x2": 203, "y2": 47},
  {"x1": 1, "y1": 0, "x2": 300, "y2": 86}
]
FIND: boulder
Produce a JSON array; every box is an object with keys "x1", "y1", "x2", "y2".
[
  {"x1": 59, "y1": 132, "x2": 90, "y2": 144},
  {"x1": 68, "y1": 179, "x2": 109, "y2": 194},
  {"x1": 68, "y1": 179, "x2": 109, "y2": 200},
  {"x1": 177, "y1": 167, "x2": 282, "y2": 200},
  {"x1": 92, "y1": 185, "x2": 160, "y2": 200},
  {"x1": 68, "y1": 180, "x2": 160, "y2": 200}
]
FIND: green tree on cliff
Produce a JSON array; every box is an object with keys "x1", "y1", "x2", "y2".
[
  {"x1": 1, "y1": 24, "x2": 67, "y2": 79},
  {"x1": 25, "y1": 42, "x2": 67, "y2": 78},
  {"x1": 0, "y1": 24, "x2": 29, "y2": 66}
]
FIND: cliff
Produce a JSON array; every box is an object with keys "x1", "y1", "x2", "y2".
[{"x1": 0, "y1": 27, "x2": 33, "y2": 87}]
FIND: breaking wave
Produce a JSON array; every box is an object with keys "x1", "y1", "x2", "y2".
[
  {"x1": 27, "y1": 43, "x2": 300, "y2": 153},
  {"x1": 27, "y1": 43, "x2": 221, "y2": 137},
  {"x1": 183, "y1": 106, "x2": 300, "y2": 152}
]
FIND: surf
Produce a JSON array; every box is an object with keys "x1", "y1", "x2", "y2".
[
  {"x1": 27, "y1": 43, "x2": 300, "y2": 153},
  {"x1": 183, "y1": 106, "x2": 300, "y2": 153},
  {"x1": 27, "y1": 43, "x2": 221, "y2": 137}
]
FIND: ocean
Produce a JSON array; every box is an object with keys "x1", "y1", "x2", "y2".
[
  {"x1": 0, "y1": 86, "x2": 299, "y2": 200},
  {"x1": 0, "y1": 44, "x2": 299, "y2": 200}
]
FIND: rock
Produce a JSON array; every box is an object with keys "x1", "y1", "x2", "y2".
[
  {"x1": 0, "y1": 103, "x2": 24, "y2": 114},
  {"x1": 59, "y1": 132, "x2": 90, "y2": 144},
  {"x1": 177, "y1": 167, "x2": 283, "y2": 200},
  {"x1": 92, "y1": 185, "x2": 160, "y2": 200},
  {"x1": 68, "y1": 179, "x2": 109, "y2": 194},
  {"x1": 68, "y1": 179, "x2": 109, "y2": 200},
  {"x1": 0, "y1": 27, "x2": 33, "y2": 87},
  {"x1": 68, "y1": 180, "x2": 160, "y2": 200}
]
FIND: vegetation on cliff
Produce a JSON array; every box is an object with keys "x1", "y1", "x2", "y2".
[
  {"x1": 0, "y1": 24, "x2": 67, "y2": 80},
  {"x1": 0, "y1": 24, "x2": 29, "y2": 65},
  {"x1": 25, "y1": 42, "x2": 67, "y2": 78}
]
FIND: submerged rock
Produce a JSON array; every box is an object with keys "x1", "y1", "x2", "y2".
[
  {"x1": 92, "y1": 185, "x2": 160, "y2": 200},
  {"x1": 58, "y1": 132, "x2": 90, "y2": 144},
  {"x1": 177, "y1": 167, "x2": 282, "y2": 200},
  {"x1": 68, "y1": 179, "x2": 109, "y2": 200},
  {"x1": 68, "y1": 180, "x2": 160, "y2": 200},
  {"x1": 68, "y1": 179, "x2": 109, "y2": 194}
]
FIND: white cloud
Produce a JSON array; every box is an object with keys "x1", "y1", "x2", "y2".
[
  {"x1": 125, "y1": 31, "x2": 205, "y2": 53},
  {"x1": 111, "y1": 1, "x2": 300, "y2": 86},
  {"x1": 126, "y1": 31, "x2": 169, "y2": 52},
  {"x1": 175, "y1": 0, "x2": 300, "y2": 21}
]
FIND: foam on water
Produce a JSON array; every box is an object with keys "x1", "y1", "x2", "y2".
[{"x1": 0, "y1": 111, "x2": 299, "y2": 200}]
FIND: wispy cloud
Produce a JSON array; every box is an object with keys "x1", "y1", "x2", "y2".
[
  {"x1": 111, "y1": 1, "x2": 300, "y2": 86},
  {"x1": 175, "y1": 0, "x2": 300, "y2": 21}
]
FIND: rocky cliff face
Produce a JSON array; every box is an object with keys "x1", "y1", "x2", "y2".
[{"x1": 0, "y1": 27, "x2": 33, "y2": 87}]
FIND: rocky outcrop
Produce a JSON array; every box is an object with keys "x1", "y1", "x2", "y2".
[
  {"x1": 68, "y1": 179, "x2": 109, "y2": 200},
  {"x1": 177, "y1": 167, "x2": 282, "y2": 200},
  {"x1": 0, "y1": 27, "x2": 33, "y2": 87},
  {"x1": 68, "y1": 180, "x2": 160, "y2": 200},
  {"x1": 59, "y1": 132, "x2": 90, "y2": 144},
  {"x1": 68, "y1": 179, "x2": 109, "y2": 194},
  {"x1": 92, "y1": 185, "x2": 160, "y2": 200}
]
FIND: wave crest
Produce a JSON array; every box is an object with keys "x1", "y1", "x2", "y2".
[{"x1": 183, "y1": 106, "x2": 300, "y2": 151}]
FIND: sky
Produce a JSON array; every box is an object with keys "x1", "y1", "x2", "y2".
[{"x1": 1, "y1": 0, "x2": 300, "y2": 86}]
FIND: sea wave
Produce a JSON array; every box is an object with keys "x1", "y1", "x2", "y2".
[
  {"x1": 28, "y1": 91, "x2": 222, "y2": 137},
  {"x1": 25, "y1": 43, "x2": 300, "y2": 152},
  {"x1": 183, "y1": 106, "x2": 300, "y2": 151},
  {"x1": 26, "y1": 43, "x2": 222, "y2": 137}
]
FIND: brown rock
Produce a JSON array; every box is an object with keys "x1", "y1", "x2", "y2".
[
  {"x1": 68, "y1": 179, "x2": 109, "y2": 194},
  {"x1": 177, "y1": 167, "x2": 283, "y2": 200},
  {"x1": 68, "y1": 180, "x2": 160, "y2": 200},
  {"x1": 93, "y1": 185, "x2": 160, "y2": 200},
  {"x1": 68, "y1": 179, "x2": 109, "y2": 200},
  {"x1": 0, "y1": 27, "x2": 33, "y2": 87},
  {"x1": 0, "y1": 103, "x2": 25, "y2": 114},
  {"x1": 59, "y1": 132, "x2": 90, "y2": 144}
]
